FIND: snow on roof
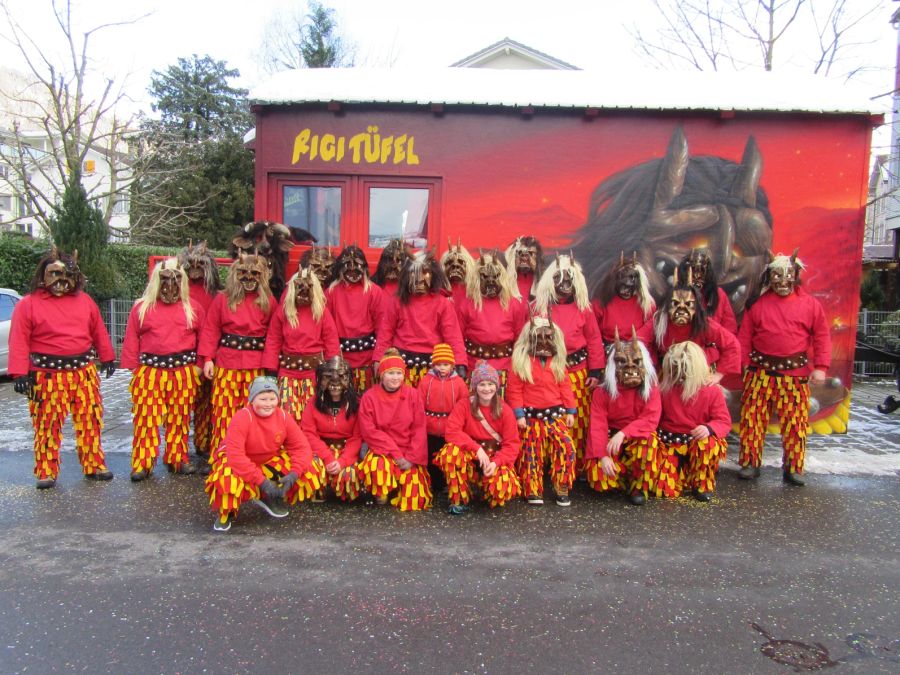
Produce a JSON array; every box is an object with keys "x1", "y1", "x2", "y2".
[
  {"x1": 450, "y1": 37, "x2": 580, "y2": 70},
  {"x1": 250, "y1": 67, "x2": 884, "y2": 116}
]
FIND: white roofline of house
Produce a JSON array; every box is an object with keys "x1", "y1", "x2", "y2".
[
  {"x1": 450, "y1": 37, "x2": 580, "y2": 70},
  {"x1": 249, "y1": 67, "x2": 884, "y2": 116}
]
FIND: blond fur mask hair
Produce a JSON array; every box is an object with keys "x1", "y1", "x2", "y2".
[
  {"x1": 603, "y1": 337, "x2": 657, "y2": 401},
  {"x1": 659, "y1": 341, "x2": 709, "y2": 401},
  {"x1": 534, "y1": 253, "x2": 590, "y2": 315},
  {"x1": 762, "y1": 249, "x2": 805, "y2": 295},
  {"x1": 136, "y1": 258, "x2": 195, "y2": 328},
  {"x1": 440, "y1": 239, "x2": 475, "y2": 280},
  {"x1": 511, "y1": 316, "x2": 568, "y2": 384},
  {"x1": 466, "y1": 249, "x2": 512, "y2": 311},
  {"x1": 283, "y1": 266, "x2": 325, "y2": 326},
  {"x1": 225, "y1": 253, "x2": 271, "y2": 313}
]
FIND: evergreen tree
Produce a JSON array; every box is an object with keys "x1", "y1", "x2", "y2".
[{"x1": 257, "y1": 1, "x2": 354, "y2": 73}]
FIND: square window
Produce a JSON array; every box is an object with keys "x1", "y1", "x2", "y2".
[
  {"x1": 368, "y1": 187, "x2": 429, "y2": 249},
  {"x1": 283, "y1": 186, "x2": 341, "y2": 246}
]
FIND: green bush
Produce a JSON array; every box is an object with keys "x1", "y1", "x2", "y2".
[{"x1": 0, "y1": 235, "x2": 52, "y2": 293}]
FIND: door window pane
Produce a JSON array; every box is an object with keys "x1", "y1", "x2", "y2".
[
  {"x1": 0, "y1": 294, "x2": 16, "y2": 321},
  {"x1": 283, "y1": 186, "x2": 341, "y2": 246},
  {"x1": 368, "y1": 187, "x2": 428, "y2": 249}
]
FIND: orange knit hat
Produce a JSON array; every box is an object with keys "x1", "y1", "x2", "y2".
[{"x1": 431, "y1": 343, "x2": 455, "y2": 366}]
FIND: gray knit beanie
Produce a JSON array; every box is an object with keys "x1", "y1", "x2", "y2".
[{"x1": 248, "y1": 376, "x2": 279, "y2": 402}]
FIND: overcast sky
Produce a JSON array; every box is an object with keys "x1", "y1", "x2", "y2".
[{"x1": 1, "y1": 0, "x2": 897, "y2": 150}]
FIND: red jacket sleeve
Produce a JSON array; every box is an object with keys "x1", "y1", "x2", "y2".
[
  {"x1": 224, "y1": 409, "x2": 266, "y2": 486},
  {"x1": 705, "y1": 386, "x2": 733, "y2": 438},
  {"x1": 373, "y1": 296, "x2": 398, "y2": 364},
  {"x1": 337, "y1": 415, "x2": 363, "y2": 468},
  {"x1": 714, "y1": 288, "x2": 738, "y2": 335},
  {"x1": 709, "y1": 322, "x2": 740, "y2": 375},
  {"x1": 358, "y1": 390, "x2": 401, "y2": 459},
  {"x1": 321, "y1": 310, "x2": 341, "y2": 359},
  {"x1": 583, "y1": 308, "x2": 607, "y2": 370},
  {"x1": 438, "y1": 300, "x2": 467, "y2": 366},
  {"x1": 198, "y1": 295, "x2": 223, "y2": 363},
  {"x1": 559, "y1": 369, "x2": 576, "y2": 410},
  {"x1": 120, "y1": 303, "x2": 142, "y2": 370},
  {"x1": 738, "y1": 307, "x2": 756, "y2": 369},
  {"x1": 262, "y1": 307, "x2": 285, "y2": 372},
  {"x1": 300, "y1": 404, "x2": 332, "y2": 460},
  {"x1": 7, "y1": 297, "x2": 33, "y2": 377},
  {"x1": 444, "y1": 398, "x2": 480, "y2": 454},
  {"x1": 88, "y1": 298, "x2": 115, "y2": 363},
  {"x1": 405, "y1": 387, "x2": 429, "y2": 466},
  {"x1": 506, "y1": 371, "x2": 525, "y2": 411},
  {"x1": 810, "y1": 298, "x2": 832, "y2": 370},
  {"x1": 493, "y1": 404, "x2": 521, "y2": 467},
  {"x1": 588, "y1": 388, "x2": 611, "y2": 459},
  {"x1": 283, "y1": 412, "x2": 313, "y2": 476},
  {"x1": 621, "y1": 387, "x2": 662, "y2": 439}
]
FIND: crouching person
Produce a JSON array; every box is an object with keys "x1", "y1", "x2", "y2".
[
  {"x1": 205, "y1": 376, "x2": 321, "y2": 532},
  {"x1": 435, "y1": 361, "x2": 521, "y2": 514},
  {"x1": 358, "y1": 349, "x2": 433, "y2": 510},
  {"x1": 301, "y1": 357, "x2": 363, "y2": 502},
  {"x1": 584, "y1": 329, "x2": 661, "y2": 506},
  {"x1": 656, "y1": 342, "x2": 732, "y2": 502}
]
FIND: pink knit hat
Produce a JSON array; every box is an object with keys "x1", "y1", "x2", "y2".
[{"x1": 469, "y1": 360, "x2": 500, "y2": 388}]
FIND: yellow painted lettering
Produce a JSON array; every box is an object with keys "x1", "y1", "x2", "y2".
[
  {"x1": 310, "y1": 134, "x2": 319, "y2": 161},
  {"x1": 291, "y1": 129, "x2": 311, "y2": 164},
  {"x1": 393, "y1": 135, "x2": 407, "y2": 164},
  {"x1": 337, "y1": 136, "x2": 346, "y2": 161},
  {"x1": 379, "y1": 136, "x2": 394, "y2": 164},
  {"x1": 349, "y1": 133, "x2": 366, "y2": 163},
  {"x1": 320, "y1": 134, "x2": 336, "y2": 161},
  {"x1": 406, "y1": 136, "x2": 419, "y2": 165},
  {"x1": 364, "y1": 126, "x2": 380, "y2": 163}
]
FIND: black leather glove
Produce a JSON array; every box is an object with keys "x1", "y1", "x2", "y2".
[
  {"x1": 13, "y1": 374, "x2": 35, "y2": 396},
  {"x1": 279, "y1": 472, "x2": 299, "y2": 492},
  {"x1": 100, "y1": 361, "x2": 116, "y2": 379},
  {"x1": 455, "y1": 365, "x2": 467, "y2": 379},
  {"x1": 259, "y1": 479, "x2": 284, "y2": 499},
  {"x1": 588, "y1": 368, "x2": 603, "y2": 381}
]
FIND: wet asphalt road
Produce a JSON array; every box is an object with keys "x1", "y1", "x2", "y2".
[{"x1": 0, "y1": 450, "x2": 897, "y2": 674}]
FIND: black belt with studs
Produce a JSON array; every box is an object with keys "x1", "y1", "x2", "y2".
[
  {"x1": 30, "y1": 351, "x2": 95, "y2": 370},
  {"x1": 657, "y1": 428, "x2": 693, "y2": 446},
  {"x1": 219, "y1": 332, "x2": 266, "y2": 351},
  {"x1": 340, "y1": 333, "x2": 376, "y2": 352},
  {"x1": 398, "y1": 348, "x2": 432, "y2": 368},
  {"x1": 522, "y1": 405, "x2": 565, "y2": 420},
  {"x1": 139, "y1": 350, "x2": 197, "y2": 368},
  {"x1": 566, "y1": 347, "x2": 588, "y2": 367}
]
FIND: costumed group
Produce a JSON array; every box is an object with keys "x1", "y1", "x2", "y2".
[{"x1": 8, "y1": 227, "x2": 830, "y2": 532}]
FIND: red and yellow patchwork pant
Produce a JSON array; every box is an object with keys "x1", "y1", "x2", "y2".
[
  {"x1": 209, "y1": 367, "x2": 265, "y2": 460},
  {"x1": 359, "y1": 452, "x2": 432, "y2": 511},
  {"x1": 351, "y1": 365, "x2": 374, "y2": 395},
  {"x1": 205, "y1": 448, "x2": 322, "y2": 519},
  {"x1": 739, "y1": 368, "x2": 809, "y2": 474},
  {"x1": 656, "y1": 436, "x2": 728, "y2": 497},
  {"x1": 567, "y1": 366, "x2": 590, "y2": 469},
  {"x1": 129, "y1": 364, "x2": 199, "y2": 473},
  {"x1": 433, "y1": 443, "x2": 521, "y2": 508},
  {"x1": 585, "y1": 435, "x2": 659, "y2": 497},
  {"x1": 279, "y1": 375, "x2": 315, "y2": 425},
  {"x1": 310, "y1": 441, "x2": 362, "y2": 501},
  {"x1": 516, "y1": 417, "x2": 576, "y2": 498},
  {"x1": 28, "y1": 365, "x2": 108, "y2": 480},
  {"x1": 193, "y1": 376, "x2": 213, "y2": 456}
]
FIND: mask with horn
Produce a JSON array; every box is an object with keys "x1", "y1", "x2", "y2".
[
  {"x1": 441, "y1": 237, "x2": 472, "y2": 285},
  {"x1": 612, "y1": 327, "x2": 646, "y2": 390},
  {"x1": 668, "y1": 266, "x2": 697, "y2": 327},
  {"x1": 764, "y1": 248, "x2": 804, "y2": 297},
  {"x1": 301, "y1": 246, "x2": 336, "y2": 286},
  {"x1": 158, "y1": 259, "x2": 184, "y2": 305},
  {"x1": 37, "y1": 246, "x2": 82, "y2": 297}
]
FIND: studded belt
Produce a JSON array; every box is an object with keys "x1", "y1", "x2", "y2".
[
  {"x1": 340, "y1": 333, "x2": 376, "y2": 352},
  {"x1": 425, "y1": 410, "x2": 450, "y2": 418},
  {"x1": 398, "y1": 348, "x2": 432, "y2": 369},
  {"x1": 326, "y1": 438, "x2": 347, "y2": 450},
  {"x1": 480, "y1": 439, "x2": 501, "y2": 455},
  {"x1": 219, "y1": 332, "x2": 265, "y2": 351},
  {"x1": 566, "y1": 347, "x2": 587, "y2": 367},
  {"x1": 522, "y1": 405, "x2": 565, "y2": 420},
  {"x1": 279, "y1": 351, "x2": 324, "y2": 371},
  {"x1": 657, "y1": 428, "x2": 692, "y2": 446},
  {"x1": 139, "y1": 350, "x2": 197, "y2": 368},
  {"x1": 465, "y1": 338, "x2": 513, "y2": 360},
  {"x1": 30, "y1": 351, "x2": 94, "y2": 370},
  {"x1": 749, "y1": 350, "x2": 808, "y2": 372}
]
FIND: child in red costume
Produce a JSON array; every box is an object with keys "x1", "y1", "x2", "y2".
[
  {"x1": 358, "y1": 349, "x2": 432, "y2": 510},
  {"x1": 198, "y1": 254, "x2": 275, "y2": 463},
  {"x1": 121, "y1": 258, "x2": 203, "y2": 480},
  {"x1": 435, "y1": 361, "x2": 522, "y2": 514},
  {"x1": 507, "y1": 316, "x2": 577, "y2": 506},
  {"x1": 326, "y1": 245, "x2": 384, "y2": 394},
  {"x1": 656, "y1": 341, "x2": 732, "y2": 501},
  {"x1": 738, "y1": 251, "x2": 831, "y2": 485},
  {"x1": 418, "y1": 343, "x2": 469, "y2": 491},
  {"x1": 301, "y1": 357, "x2": 363, "y2": 502},
  {"x1": 263, "y1": 267, "x2": 340, "y2": 423},
  {"x1": 591, "y1": 253, "x2": 656, "y2": 345},
  {"x1": 585, "y1": 330, "x2": 661, "y2": 506},
  {"x1": 205, "y1": 376, "x2": 320, "y2": 532},
  {"x1": 9, "y1": 248, "x2": 117, "y2": 488}
]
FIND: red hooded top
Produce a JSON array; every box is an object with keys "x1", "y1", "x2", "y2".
[
  {"x1": 188, "y1": 282, "x2": 217, "y2": 313},
  {"x1": 358, "y1": 384, "x2": 428, "y2": 465},
  {"x1": 325, "y1": 281, "x2": 384, "y2": 368},
  {"x1": 454, "y1": 295, "x2": 529, "y2": 371},
  {"x1": 444, "y1": 397, "x2": 521, "y2": 467},
  {"x1": 506, "y1": 357, "x2": 577, "y2": 415},
  {"x1": 659, "y1": 384, "x2": 732, "y2": 438},
  {"x1": 738, "y1": 289, "x2": 831, "y2": 377},
  {"x1": 592, "y1": 295, "x2": 656, "y2": 344},
  {"x1": 708, "y1": 287, "x2": 738, "y2": 336},
  {"x1": 374, "y1": 293, "x2": 466, "y2": 363},
  {"x1": 418, "y1": 370, "x2": 470, "y2": 436},
  {"x1": 8, "y1": 290, "x2": 115, "y2": 377},
  {"x1": 587, "y1": 385, "x2": 661, "y2": 460},
  {"x1": 262, "y1": 304, "x2": 340, "y2": 378},
  {"x1": 514, "y1": 273, "x2": 535, "y2": 301},
  {"x1": 638, "y1": 318, "x2": 740, "y2": 375},
  {"x1": 197, "y1": 291, "x2": 274, "y2": 370},
  {"x1": 120, "y1": 300, "x2": 205, "y2": 370},
  {"x1": 299, "y1": 404, "x2": 362, "y2": 468},
  {"x1": 223, "y1": 406, "x2": 313, "y2": 486},
  {"x1": 548, "y1": 301, "x2": 606, "y2": 371}
]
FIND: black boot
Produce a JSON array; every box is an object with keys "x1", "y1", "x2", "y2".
[
  {"x1": 130, "y1": 469, "x2": 148, "y2": 482},
  {"x1": 693, "y1": 489, "x2": 712, "y2": 502},
  {"x1": 36, "y1": 477, "x2": 56, "y2": 490},
  {"x1": 86, "y1": 469, "x2": 114, "y2": 481},
  {"x1": 783, "y1": 470, "x2": 805, "y2": 486},
  {"x1": 878, "y1": 395, "x2": 900, "y2": 414},
  {"x1": 628, "y1": 491, "x2": 646, "y2": 506},
  {"x1": 737, "y1": 465, "x2": 760, "y2": 480}
]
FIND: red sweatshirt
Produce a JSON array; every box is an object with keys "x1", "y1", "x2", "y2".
[
  {"x1": 262, "y1": 304, "x2": 340, "y2": 378},
  {"x1": 659, "y1": 384, "x2": 732, "y2": 437},
  {"x1": 638, "y1": 318, "x2": 740, "y2": 375},
  {"x1": 708, "y1": 288, "x2": 738, "y2": 336},
  {"x1": 738, "y1": 289, "x2": 831, "y2": 377},
  {"x1": 358, "y1": 384, "x2": 428, "y2": 466},
  {"x1": 299, "y1": 404, "x2": 362, "y2": 468},
  {"x1": 448, "y1": 281, "x2": 467, "y2": 306},
  {"x1": 197, "y1": 292, "x2": 274, "y2": 370},
  {"x1": 325, "y1": 282, "x2": 384, "y2": 368},
  {"x1": 514, "y1": 273, "x2": 536, "y2": 301},
  {"x1": 223, "y1": 406, "x2": 313, "y2": 486},
  {"x1": 587, "y1": 385, "x2": 661, "y2": 460},
  {"x1": 444, "y1": 397, "x2": 521, "y2": 467},
  {"x1": 8, "y1": 290, "x2": 115, "y2": 377},
  {"x1": 188, "y1": 282, "x2": 217, "y2": 313},
  {"x1": 592, "y1": 296, "x2": 656, "y2": 344},
  {"x1": 120, "y1": 300, "x2": 205, "y2": 370},
  {"x1": 506, "y1": 358, "x2": 577, "y2": 415},
  {"x1": 454, "y1": 295, "x2": 529, "y2": 371},
  {"x1": 374, "y1": 293, "x2": 466, "y2": 364},
  {"x1": 418, "y1": 370, "x2": 470, "y2": 436},
  {"x1": 549, "y1": 301, "x2": 606, "y2": 371}
]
